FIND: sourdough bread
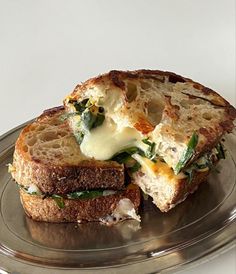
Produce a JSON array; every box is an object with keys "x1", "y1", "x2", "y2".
[
  {"x1": 11, "y1": 106, "x2": 125, "y2": 194},
  {"x1": 20, "y1": 187, "x2": 140, "y2": 223}
]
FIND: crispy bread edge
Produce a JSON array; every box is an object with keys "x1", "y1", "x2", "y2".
[{"x1": 20, "y1": 188, "x2": 140, "y2": 223}]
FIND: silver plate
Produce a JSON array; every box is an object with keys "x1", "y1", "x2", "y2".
[{"x1": 0, "y1": 123, "x2": 235, "y2": 274}]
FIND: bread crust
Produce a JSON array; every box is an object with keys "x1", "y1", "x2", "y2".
[
  {"x1": 11, "y1": 107, "x2": 125, "y2": 194},
  {"x1": 20, "y1": 188, "x2": 140, "y2": 223}
]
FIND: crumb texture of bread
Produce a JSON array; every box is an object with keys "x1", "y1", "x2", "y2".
[
  {"x1": 11, "y1": 107, "x2": 124, "y2": 194},
  {"x1": 64, "y1": 70, "x2": 236, "y2": 169},
  {"x1": 20, "y1": 188, "x2": 140, "y2": 223},
  {"x1": 133, "y1": 168, "x2": 210, "y2": 212}
]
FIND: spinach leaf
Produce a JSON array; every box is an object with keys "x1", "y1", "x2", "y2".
[
  {"x1": 72, "y1": 99, "x2": 89, "y2": 114},
  {"x1": 67, "y1": 190, "x2": 104, "y2": 200},
  {"x1": 184, "y1": 166, "x2": 196, "y2": 184},
  {"x1": 207, "y1": 154, "x2": 220, "y2": 173},
  {"x1": 112, "y1": 152, "x2": 132, "y2": 164},
  {"x1": 17, "y1": 184, "x2": 28, "y2": 191},
  {"x1": 81, "y1": 110, "x2": 105, "y2": 131},
  {"x1": 110, "y1": 147, "x2": 143, "y2": 174},
  {"x1": 52, "y1": 194, "x2": 65, "y2": 209},
  {"x1": 74, "y1": 131, "x2": 84, "y2": 145},
  {"x1": 175, "y1": 132, "x2": 198, "y2": 174},
  {"x1": 81, "y1": 110, "x2": 97, "y2": 130},
  {"x1": 111, "y1": 147, "x2": 145, "y2": 163},
  {"x1": 216, "y1": 143, "x2": 225, "y2": 159},
  {"x1": 69, "y1": 99, "x2": 106, "y2": 140},
  {"x1": 93, "y1": 113, "x2": 105, "y2": 129},
  {"x1": 142, "y1": 138, "x2": 156, "y2": 159},
  {"x1": 142, "y1": 138, "x2": 153, "y2": 146},
  {"x1": 129, "y1": 162, "x2": 141, "y2": 173},
  {"x1": 142, "y1": 138, "x2": 156, "y2": 160},
  {"x1": 111, "y1": 147, "x2": 143, "y2": 173},
  {"x1": 29, "y1": 191, "x2": 38, "y2": 195}
]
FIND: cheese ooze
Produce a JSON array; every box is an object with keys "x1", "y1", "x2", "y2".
[
  {"x1": 79, "y1": 116, "x2": 186, "y2": 180},
  {"x1": 80, "y1": 118, "x2": 146, "y2": 160},
  {"x1": 132, "y1": 154, "x2": 187, "y2": 180}
]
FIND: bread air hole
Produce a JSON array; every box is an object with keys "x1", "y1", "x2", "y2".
[
  {"x1": 27, "y1": 137, "x2": 37, "y2": 146},
  {"x1": 140, "y1": 81, "x2": 151, "y2": 90},
  {"x1": 202, "y1": 112, "x2": 213, "y2": 120},
  {"x1": 58, "y1": 131, "x2": 67, "y2": 137},
  {"x1": 126, "y1": 82, "x2": 138, "y2": 103},
  {"x1": 180, "y1": 99, "x2": 190, "y2": 109},
  {"x1": 52, "y1": 143, "x2": 60, "y2": 149},
  {"x1": 147, "y1": 99, "x2": 165, "y2": 126},
  {"x1": 37, "y1": 125, "x2": 46, "y2": 131},
  {"x1": 39, "y1": 131, "x2": 59, "y2": 142},
  {"x1": 180, "y1": 98, "x2": 204, "y2": 109}
]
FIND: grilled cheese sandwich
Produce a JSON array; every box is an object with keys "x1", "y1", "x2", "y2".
[{"x1": 64, "y1": 70, "x2": 236, "y2": 212}]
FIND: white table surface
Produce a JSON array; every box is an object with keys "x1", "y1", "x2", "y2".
[{"x1": 0, "y1": 0, "x2": 235, "y2": 273}]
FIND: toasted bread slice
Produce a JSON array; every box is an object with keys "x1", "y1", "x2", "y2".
[
  {"x1": 64, "y1": 70, "x2": 236, "y2": 172},
  {"x1": 11, "y1": 106, "x2": 125, "y2": 194},
  {"x1": 19, "y1": 186, "x2": 140, "y2": 223},
  {"x1": 132, "y1": 162, "x2": 211, "y2": 212}
]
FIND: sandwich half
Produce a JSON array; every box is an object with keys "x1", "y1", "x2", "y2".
[
  {"x1": 64, "y1": 70, "x2": 236, "y2": 212},
  {"x1": 9, "y1": 106, "x2": 140, "y2": 223}
]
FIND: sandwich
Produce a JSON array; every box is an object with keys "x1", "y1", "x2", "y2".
[
  {"x1": 9, "y1": 106, "x2": 141, "y2": 223},
  {"x1": 64, "y1": 70, "x2": 236, "y2": 212}
]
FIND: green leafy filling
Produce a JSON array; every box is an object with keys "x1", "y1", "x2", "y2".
[
  {"x1": 17, "y1": 184, "x2": 39, "y2": 195},
  {"x1": 18, "y1": 185, "x2": 114, "y2": 209},
  {"x1": 52, "y1": 194, "x2": 65, "y2": 209},
  {"x1": 74, "y1": 131, "x2": 85, "y2": 145},
  {"x1": 184, "y1": 142, "x2": 226, "y2": 183},
  {"x1": 111, "y1": 147, "x2": 145, "y2": 162},
  {"x1": 68, "y1": 98, "x2": 105, "y2": 144},
  {"x1": 73, "y1": 98, "x2": 89, "y2": 114},
  {"x1": 216, "y1": 142, "x2": 225, "y2": 159},
  {"x1": 111, "y1": 147, "x2": 145, "y2": 173},
  {"x1": 111, "y1": 139, "x2": 157, "y2": 174},
  {"x1": 175, "y1": 132, "x2": 198, "y2": 174},
  {"x1": 129, "y1": 162, "x2": 142, "y2": 173},
  {"x1": 50, "y1": 190, "x2": 109, "y2": 209},
  {"x1": 67, "y1": 190, "x2": 104, "y2": 200},
  {"x1": 81, "y1": 110, "x2": 105, "y2": 131},
  {"x1": 142, "y1": 138, "x2": 156, "y2": 161}
]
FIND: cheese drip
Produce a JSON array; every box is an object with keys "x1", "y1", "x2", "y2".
[{"x1": 80, "y1": 118, "x2": 146, "y2": 160}]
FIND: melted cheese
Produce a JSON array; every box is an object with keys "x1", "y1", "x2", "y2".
[
  {"x1": 99, "y1": 198, "x2": 141, "y2": 225},
  {"x1": 80, "y1": 118, "x2": 145, "y2": 160},
  {"x1": 132, "y1": 154, "x2": 186, "y2": 180},
  {"x1": 27, "y1": 184, "x2": 42, "y2": 195}
]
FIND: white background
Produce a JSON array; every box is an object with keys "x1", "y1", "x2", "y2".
[{"x1": 0, "y1": 0, "x2": 235, "y2": 273}]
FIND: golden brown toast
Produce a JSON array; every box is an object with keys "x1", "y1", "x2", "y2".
[{"x1": 11, "y1": 106, "x2": 125, "y2": 194}]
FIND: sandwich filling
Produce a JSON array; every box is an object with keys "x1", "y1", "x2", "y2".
[
  {"x1": 18, "y1": 183, "x2": 141, "y2": 223},
  {"x1": 18, "y1": 182, "x2": 139, "y2": 213}
]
